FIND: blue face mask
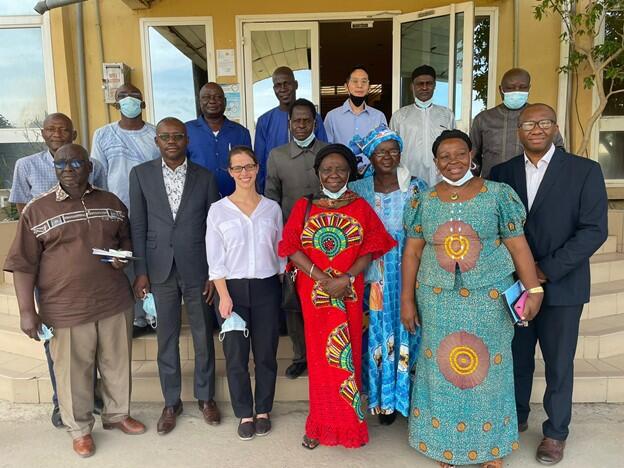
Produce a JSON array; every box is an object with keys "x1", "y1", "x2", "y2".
[
  {"x1": 293, "y1": 132, "x2": 315, "y2": 148},
  {"x1": 38, "y1": 323, "x2": 54, "y2": 341},
  {"x1": 502, "y1": 91, "x2": 529, "y2": 110},
  {"x1": 142, "y1": 293, "x2": 157, "y2": 329},
  {"x1": 219, "y1": 312, "x2": 249, "y2": 342},
  {"x1": 118, "y1": 96, "x2": 143, "y2": 118}
]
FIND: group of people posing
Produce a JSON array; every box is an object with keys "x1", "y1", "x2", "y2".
[{"x1": 5, "y1": 63, "x2": 609, "y2": 468}]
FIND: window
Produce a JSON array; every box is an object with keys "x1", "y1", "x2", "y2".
[
  {"x1": 472, "y1": 8, "x2": 498, "y2": 117},
  {"x1": 0, "y1": 5, "x2": 56, "y2": 220},
  {"x1": 140, "y1": 17, "x2": 216, "y2": 125},
  {"x1": 595, "y1": 10, "x2": 624, "y2": 182}
]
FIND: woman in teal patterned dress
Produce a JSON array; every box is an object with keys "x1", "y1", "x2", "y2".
[
  {"x1": 401, "y1": 130, "x2": 543, "y2": 468},
  {"x1": 349, "y1": 125, "x2": 427, "y2": 425}
]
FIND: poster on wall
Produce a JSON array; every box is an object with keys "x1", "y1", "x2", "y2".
[
  {"x1": 222, "y1": 84, "x2": 241, "y2": 121},
  {"x1": 217, "y1": 49, "x2": 236, "y2": 77}
]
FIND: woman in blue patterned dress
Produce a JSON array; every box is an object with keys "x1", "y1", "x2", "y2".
[
  {"x1": 349, "y1": 125, "x2": 427, "y2": 425},
  {"x1": 401, "y1": 130, "x2": 544, "y2": 468}
]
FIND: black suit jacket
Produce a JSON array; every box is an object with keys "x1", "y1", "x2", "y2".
[
  {"x1": 489, "y1": 148, "x2": 608, "y2": 306},
  {"x1": 129, "y1": 158, "x2": 220, "y2": 285}
]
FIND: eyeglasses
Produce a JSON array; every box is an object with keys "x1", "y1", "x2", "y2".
[
  {"x1": 230, "y1": 163, "x2": 257, "y2": 173},
  {"x1": 349, "y1": 79, "x2": 369, "y2": 86},
  {"x1": 157, "y1": 133, "x2": 186, "y2": 142},
  {"x1": 54, "y1": 159, "x2": 86, "y2": 170},
  {"x1": 372, "y1": 149, "x2": 400, "y2": 159},
  {"x1": 519, "y1": 119, "x2": 556, "y2": 131}
]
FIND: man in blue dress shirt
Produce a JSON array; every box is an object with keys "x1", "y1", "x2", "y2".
[
  {"x1": 254, "y1": 66, "x2": 326, "y2": 190},
  {"x1": 185, "y1": 82, "x2": 251, "y2": 196}
]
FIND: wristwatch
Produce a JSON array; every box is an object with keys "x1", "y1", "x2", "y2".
[{"x1": 345, "y1": 272, "x2": 355, "y2": 285}]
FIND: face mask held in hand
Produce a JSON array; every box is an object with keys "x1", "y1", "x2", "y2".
[
  {"x1": 142, "y1": 293, "x2": 157, "y2": 329},
  {"x1": 219, "y1": 312, "x2": 249, "y2": 342}
]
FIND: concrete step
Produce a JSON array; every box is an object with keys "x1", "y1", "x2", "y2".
[
  {"x1": 2, "y1": 346, "x2": 621, "y2": 404},
  {"x1": 0, "y1": 350, "x2": 308, "y2": 404},
  {"x1": 581, "y1": 279, "x2": 624, "y2": 321},
  {"x1": 590, "y1": 252, "x2": 624, "y2": 284},
  {"x1": 0, "y1": 313, "x2": 295, "y2": 362},
  {"x1": 596, "y1": 235, "x2": 618, "y2": 255}
]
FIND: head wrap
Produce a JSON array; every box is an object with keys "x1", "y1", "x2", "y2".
[
  {"x1": 349, "y1": 124, "x2": 412, "y2": 192},
  {"x1": 314, "y1": 144, "x2": 359, "y2": 182},
  {"x1": 349, "y1": 124, "x2": 403, "y2": 158},
  {"x1": 432, "y1": 129, "x2": 472, "y2": 158}
]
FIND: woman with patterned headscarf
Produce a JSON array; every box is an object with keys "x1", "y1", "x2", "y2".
[
  {"x1": 349, "y1": 125, "x2": 428, "y2": 425},
  {"x1": 278, "y1": 144, "x2": 395, "y2": 449}
]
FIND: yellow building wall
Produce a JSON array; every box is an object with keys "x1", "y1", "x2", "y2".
[{"x1": 49, "y1": 0, "x2": 564, "y2": 144}]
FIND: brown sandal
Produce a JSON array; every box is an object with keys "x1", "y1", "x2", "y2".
[
  {"x1": 482, "y1": 459, "x2": 503, "y2": 468},
  {"x1": 438, "y1": 463, "x2": 455, "y2": 468},
  {"x1": 302, "y1": 434, "x2": 319, "y2": 450}
]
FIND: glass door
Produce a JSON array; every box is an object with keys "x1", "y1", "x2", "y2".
[
  {"x1": 242, "y1": 22, "x2": 319, "y2": 135},
  {"x1": 392, "y1": 2, "x2": 474, "y2": 131}
]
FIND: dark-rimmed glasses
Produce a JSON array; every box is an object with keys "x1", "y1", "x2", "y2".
[
  {"x1": 230, "y1": 163, "x2": 257, "y2": 173},
  {"x1": 157, "y1": 133, "x2": 185, "y2": 142},
  {"x1": 518, "y1": 119, "x2": 556, "y2": 132}
]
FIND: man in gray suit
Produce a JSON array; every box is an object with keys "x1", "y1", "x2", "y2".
[{"x1": 129, "y1": 117, "x2": 221, "y2": 435}]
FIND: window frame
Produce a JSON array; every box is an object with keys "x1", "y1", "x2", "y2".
[
  {"x1": 0, "y1": 13, "x2": 56, "y2": 144},
  {"x1": 139, "y1": 16, "x2": 217, "y2": 125},
  {"x1": 473, "y1": 6, "x2": 499, "y2": 113},
  {"x1": 591, "y1": 9, "x2": 624, "y2": 186}
]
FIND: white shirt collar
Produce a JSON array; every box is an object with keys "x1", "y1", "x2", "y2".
[{"x1": 524, "y1": 143, "x2": 555, "y2": 168}]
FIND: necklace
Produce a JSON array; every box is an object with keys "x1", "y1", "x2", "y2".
[{"x1": 448, "y1": 178, "x2": 472, "y2": 201}]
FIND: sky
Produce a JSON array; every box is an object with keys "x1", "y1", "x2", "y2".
[
  {"x1": 0, "y1": 28, "x2": 47, "y2": 128},
  {"x1": 0, "y1": 0, "x2": 35, "y2": 16}
]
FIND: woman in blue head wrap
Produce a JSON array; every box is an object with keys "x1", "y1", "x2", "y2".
[{"x1": 349, "y1": 125, "x2": 428, "y2": 424}]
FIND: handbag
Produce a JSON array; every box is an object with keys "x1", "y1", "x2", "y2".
[{"x1": 281, "y1": 195, "x2": 313, "y2": 312}]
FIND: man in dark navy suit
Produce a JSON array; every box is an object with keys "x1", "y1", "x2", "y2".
[{"x1": 490, "y1": 103, "x2": 608, "y2": 466}]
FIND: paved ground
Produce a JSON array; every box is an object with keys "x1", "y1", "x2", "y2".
[{"x1": 0, "y1": 401, "x2": 622, "y2": 467}]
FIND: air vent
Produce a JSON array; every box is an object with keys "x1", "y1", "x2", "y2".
[{"x1": 351, "y1": 21, "x2": 374, "y2": 29}]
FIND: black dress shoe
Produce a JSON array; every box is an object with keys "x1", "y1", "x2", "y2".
[
  {"x1": 93, "y1": 397, "x2": 104, "y2": 415},
  {"x1": 285, "y1": 362, "x2": 307, "y2": 379},
  {"x1": 237, "y1": 420, "x2": 255, "y2": 441},
  {"x1": 518, "y1": 421, "x2": 529, "y2": 433},
  {"x1": 378, "y1": 412, "x2": 397, "y2": 426},
  {"x1": 51, "y1": 406, "x2": 64, "y2": 428},
  {"x1": 133, "y1": 325, "x2": 151, "y2": 338}
]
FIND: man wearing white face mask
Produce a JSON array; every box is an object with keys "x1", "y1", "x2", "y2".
[
  {"x1": 390, "y1": 65, "x2": 455, "y2": 187},
  {"x1": 471, "y1": 68, "x2": 565, "y2": 178},
  {"x1": 265, "y1": 98, "x2": 327, "y2": 380},
  {"x1": 91, "y1": 84, "x2": 160, "y2": 336}
]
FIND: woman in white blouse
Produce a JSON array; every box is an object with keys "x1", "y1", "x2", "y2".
[{"x1": 206, "y1": 146, "x2": 285, "y2": 441}]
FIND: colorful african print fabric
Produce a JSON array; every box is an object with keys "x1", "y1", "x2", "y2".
[
  {"x1": 403, "y1": 180, "x2": 526, "y2": 465},
  {"x1": 350, "y1": 177, "x2": 427, "y2": 416},
  {"x1": 278, "y1": 193, "x2": 396, "y2": 448}
]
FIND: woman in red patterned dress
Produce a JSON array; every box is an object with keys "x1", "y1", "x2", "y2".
[{"x1": 278, "y1": 144, "x2": 396, "y2": 449}]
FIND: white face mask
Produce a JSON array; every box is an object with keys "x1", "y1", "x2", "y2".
[
  {"x1": 442, "y1": 169, "x2": 474, "y2": 187},
  {"x1": 321, "y1": 181, "x2": 349, "y2": 200},
  {"x1": 415, "y1": 97, "x2": 433, "y2": 109}
]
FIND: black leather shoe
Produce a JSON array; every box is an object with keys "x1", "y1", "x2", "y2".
[
  {"x1": 133, "y1": 325, "x2": 151, "y2": 338},
  {"x1": 518, "y1": 421, "x2": 528, "y2": 433},
  {"x1": 285, "y1": 362, "x2": 307, "y2": 379},
  {"x1": 93, "y1": 397, "x2": 104, "y2": 416},
  {"x1": 237, "y1": 420, "x2": 255, "y2": 441},
  {"x1": 378, "y1": 412, "x2": 397, "y2": 426},
  {"x1": 51, "y1": 406, "x2": 64, "y2": 428}
]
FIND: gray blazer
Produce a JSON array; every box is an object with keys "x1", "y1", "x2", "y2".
[{"x1": 129, "y1": 158, "x2": 220, "y2": 285}]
